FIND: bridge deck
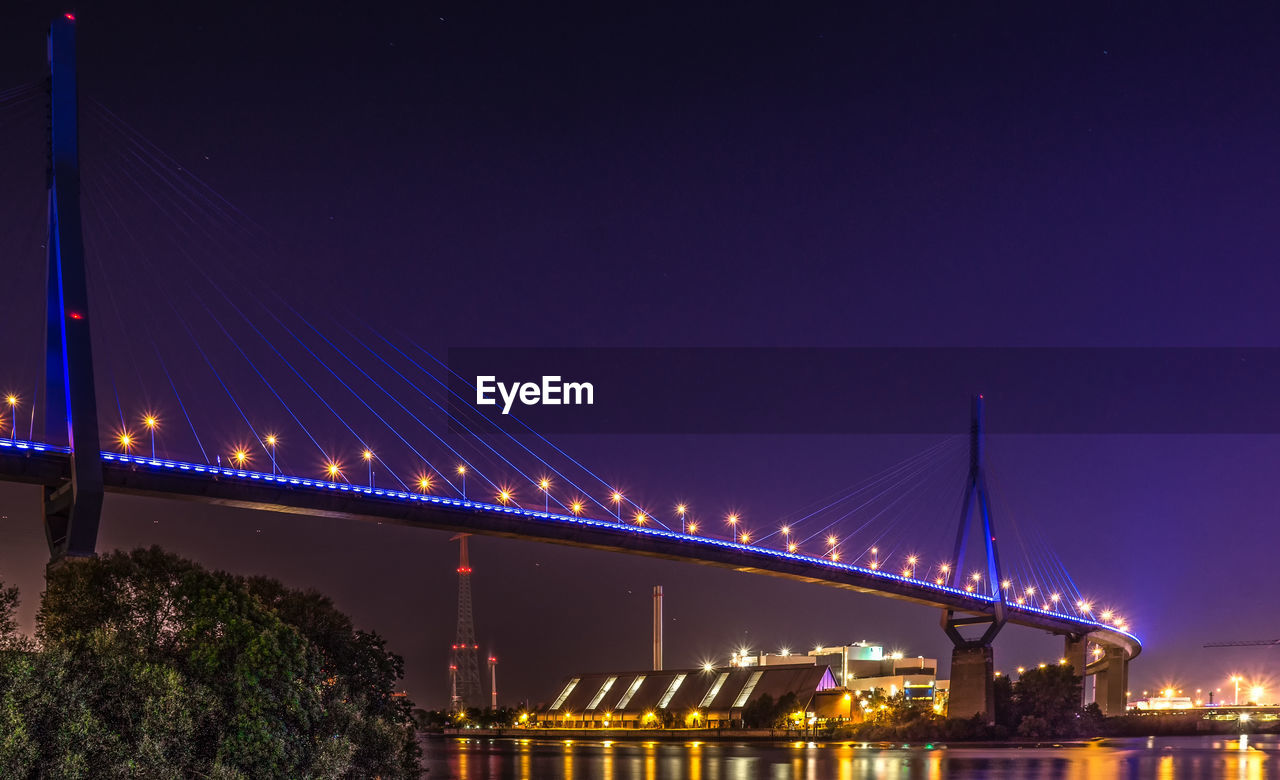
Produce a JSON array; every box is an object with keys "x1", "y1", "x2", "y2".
[{"x1": 0, "y1": 440, "x2": 1140, "y2": 661}]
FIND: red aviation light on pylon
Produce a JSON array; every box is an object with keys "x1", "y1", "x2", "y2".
[
  {"x1": 456, "y1": 566, "x2": 472, "y2": 573},
  {"x1": 64, "y1": 13, "x2": 76, "y2": 21}
]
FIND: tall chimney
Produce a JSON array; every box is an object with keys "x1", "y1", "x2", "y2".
[
  {"x1": 488, "y1": 656, "x2": 498, "y2": 708},
  {"x1": 653, "y1": 586, "x2": 663, "y2": 671}
]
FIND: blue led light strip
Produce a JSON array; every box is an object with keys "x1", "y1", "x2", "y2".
[{"x1": 0, "y1": 435, "x2": 1138, "y2": 646}]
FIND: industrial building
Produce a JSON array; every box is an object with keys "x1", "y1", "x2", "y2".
[
  {"x1": 808, "y1": 642, "x2": 945, "y2": 703},
  {"x1": 733, "y1": 642, "x2": 947, "y2": 705},
  {"x1": 535, "y1": 665, "x2": 839, "y2": 728}
]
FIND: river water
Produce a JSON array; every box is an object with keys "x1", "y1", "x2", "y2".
[{"x1": 421, "y1": 734, "x2": 1275, "y2": 779}]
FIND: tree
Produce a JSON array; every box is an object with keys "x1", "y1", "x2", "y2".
[
  {"x1": 741, "y1": 693, "x2": 776, "y2": 728},
  {"x1": 0, "y1": 582, "x2": 19, "y2": 648},
  {"x1": 1, "y1": 547, "x2": 421, "y2": 778},
  {"x1": 1013, "y1": 664, "x2": 1084, "y2": 736},
  {"x1": 993, "y1": 673, "x2": 1016, "y2": 729}
]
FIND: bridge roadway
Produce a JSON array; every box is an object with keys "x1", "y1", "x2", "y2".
[{"x1": 0, "y1": 438, "x2": 1140, "y2": 663}]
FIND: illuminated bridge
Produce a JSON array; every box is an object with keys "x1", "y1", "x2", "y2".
[{"x1": 0, "y1": 16, "x2": 1138, "y2": 721}]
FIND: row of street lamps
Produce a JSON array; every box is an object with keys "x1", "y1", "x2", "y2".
[{"x1": 7, "y1": 398, "x2": 1129, "y2": 631}]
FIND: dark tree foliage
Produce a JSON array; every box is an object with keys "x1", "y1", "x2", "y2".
[
  {"x1": 1012, "y1": 664, "x2": 1085, "y2": 737},
  {"x1": 993, "y1": 673, "x2": 1016, "y2": 729},
  {"x1": 0, "y1": 547, "x2": 421, "y2": 778},
  {"x1": 741, "y1": 691, "x2": 802, "y2": 728}
]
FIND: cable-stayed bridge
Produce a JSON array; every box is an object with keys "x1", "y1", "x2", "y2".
[{"x1": 0, "y1": 16, "x2": 1138, "y2": 721}]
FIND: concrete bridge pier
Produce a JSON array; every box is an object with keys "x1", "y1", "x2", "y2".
[
  {"x1": 1093, "y1": 646, "x2": 1129, "y2": 716},
  {"x1": 1063, "y1": 633, "x2": 1087, "y2": 705},
  {"x1": 948, "y1": 644, "x2": 995, "y2": 724}
]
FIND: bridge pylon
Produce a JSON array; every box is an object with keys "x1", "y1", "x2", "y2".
[
  {"x1": 42, "y1": 15, "x2": 104, "y2": 562},
  {"x1": 941, "y1": 394, "x2": 1007, "y2": 724}
]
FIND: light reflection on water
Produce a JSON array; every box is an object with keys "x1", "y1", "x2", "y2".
[{"x1": 423, "y1": 735, "x2": 1275, "y2": 779}]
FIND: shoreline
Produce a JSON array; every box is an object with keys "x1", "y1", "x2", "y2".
[{"x1": 423, "y1": 728, "x2": 1116, "y2": 746}]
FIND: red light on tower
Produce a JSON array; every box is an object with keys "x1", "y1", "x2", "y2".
[
  {"x1": 65, "y1": 13, "x2": 76, "y2": 21},
  {"x1": 68, "y1": 311, "x2": 84, "y2": 320}
]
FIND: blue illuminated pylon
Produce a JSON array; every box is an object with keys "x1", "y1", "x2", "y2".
[
  {"x1": 42, "y1": 14, "x2": 104, "y2": 561},
  {"x1": 940, "y1": 395, "x2": 1008, "y2": 725}
]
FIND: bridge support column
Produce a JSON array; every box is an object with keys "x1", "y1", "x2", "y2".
[
  {"x1": 1093, "y1": 646, "x2": 1128, "y2": 716},
  {"x1": 948, "y1": 644, "x2": 995, "y2": 724},
  {"x1": 1063, "y1": 634, "x2": 1087, "y2": 705},
  {"x1": 43, "y1": 14, "x2": 103, "y2": 562}
]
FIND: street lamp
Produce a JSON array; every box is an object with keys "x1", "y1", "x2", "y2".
[
  {"x1": 4, "y1": 394, "x2": 17, "y2": 441},
  {"x1": 231, "y1": 448, "x2": 249, "y2": 468},
  {"x1": 117, "y1": 430, "x2": 134, "y2": 453},
  {"x1": 676, "y1": 504, "x2": 687, "y2": 534},
  {"x1": 264, "y1": 434, "x2": 279, "y2": 474},
  {"x1": 610, "y1": 491, "x2": 623, "y2": 520},
  {"x1": 726, "y1": 513, "x2": 739, "y2": 541},
  {"x1": 418, "y1": 474, "x2": 433, "y2": 493},
  {"x1": 539, "y1": 478, "x2": 551, "y2": 511},
  {"x1": 456, "y1": 465, "x2": 467, "y2": 498},
  {"x1": 142, "y1": 414, "x2": 159, "y2": 459},
  {"x1": 1231, "y1": 675, "x2": 1243, "y2": 706},
  {"x1": 362, "y1": 449, "x2": 374, "y2": 487}
]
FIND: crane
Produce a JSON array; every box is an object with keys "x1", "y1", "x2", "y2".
[{"x1": 1204, "y1": 639, "x2": 1280, "y2": 648}]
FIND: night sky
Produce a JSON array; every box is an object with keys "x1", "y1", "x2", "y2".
[{"x1": 4, "y1": 0, "x2": 1280, "y2": 708}]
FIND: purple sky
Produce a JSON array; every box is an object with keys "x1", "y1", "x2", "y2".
[{"x1": 3, "y1": 1, "x2": 1280, "y2": 707}]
